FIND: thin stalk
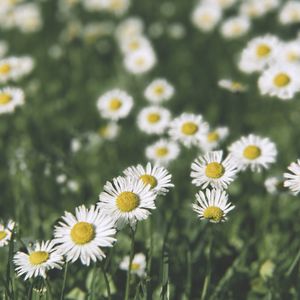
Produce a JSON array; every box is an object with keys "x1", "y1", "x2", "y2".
[
  {"x1": 201, "y1": 232, "x2": 213, "y2": 300},
  {"x1": 286, "y1": 247, "x2": 300, "y2": 277},
  {"x1": 89, "y1": 263, "x2": 97, "y2": 300},
  {"x1": 101, "y1": 263, "x2": 112, "y2": 300},
  {"x1": 27, "y1": 279, "x2": 35, "y2": 300},
  {"x1": 146, "y1": 218, "x2": 153, "y2": 300},
  {"x1": 46, "y1": 279, "x2": 53, "y2": 300},
  {"x1": 124, "y1": 226, "x2": 136, "y2": 300},
  {"x1": 60, "y1": 262, "x2": 68, "y2": 300}
]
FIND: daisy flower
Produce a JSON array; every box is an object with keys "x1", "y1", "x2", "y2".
[
  {"x1": 137, "y1": 106, "x2": 171, "y2": 135},
  {"x1": 228, "y1": 134, "x2": 277, "y2": 172},
  {"x1": 144, "y1": 78, "x2": 174, "y2": 104},
  {"x1": 54, "y1": 205, "x2": 116, "y2": 266},
  {"x1": 191, "y1": 151, "x2": 238, "y2": 190},
  {"x1": 98, "y1": 176, "x2": 157, "y2": 228},
  {"x1": 145, "y1": 138, "x2": 180, "y2": 166},
  {"x1": 199, "y1": 127, "x2": 229, "y2": 151},
  {"x1": 123, "y1": 162, "x2": 173, "y2": 195},
  {"x1": 0, "y1": 220, "x2": 15, "y2": 247},
  {"x1": 220, "y1": 16, "x2": 250, "y2": 39},
  {"x1": 168, "y1": 113, "x2": 209, "y2": 148},
  {"x1": 239, "y1": 1, "x2": 267, "y2": 19},
  {"x1": 284, "y1": 159, "x2": 300, "y2": 195},
  {"x1": 120, "y1": 253, "x2": 146, "y2": 277},
  {"x1": 104, "y1": 0, "x2": 130, "y2": 16},
  {"x1": 120, "y1": 35, "x2": 151, "y2": 55},
  {"x1": 97, "y1": 89, "x2": 133, "y2": 121},
  {"x1": 98, "y1": 122, "x2": 120, "y2": 140},
  {"x1": 193, "y1": 188, "x2": 235, "y2": 223},
  {"x1": 218, "y1": 79, "x2": 247, "y2": 93},
  {"x1": 14, "y1": 240, "x2": 63, "y2": 280},
  {"x1": 258, "y1": 64, "x2": 300, "y2": 100},
  {"x1": 238, "y1": 35, "x2": 281, "y2": 73},
  {"x1": 115, "y1": 17, "x2": 144, "y2": 42},
  {"x1": 204, "y1": 0, "x2": 237, "y2": 10},
  {"x1": 124, "y1": 48, "x2": 156, "y2": 74},
  {"x1": 0, "y1": 87, "x2": 25, "y2": 114},
  {"x1": 278, "y1": 41, "x2": 300, "y2": 65},
  {"x1": 264, "y1": 176, "x2": 285, "y2": 194},
  {"x1": 279, "y1": 1, "x2": 300, "y2": 25}
]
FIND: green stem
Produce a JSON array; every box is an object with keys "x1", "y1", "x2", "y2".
[
  {"x1": 60, "y1": 262, "x2": 68, "y2": 300},
  {"x1": 89, "y1": 263, "x2": 97, "y2": 300},
  {"x1": 124, "y1": 226, "x2": 136, "y2": 300},
  {"x1": 46, "y1": 279, "x2": 53, "y2": 300},
  {"x1": 146, "y1": 218, "x2": 153, "y2": 300},
  {"x1": 27, "y1": 279, "x2": 35, "y2": 300},
  {"x1": 201, "y1": 232, "x2": 213, "y2": 300},
  {"x1": 101, "y1": 263, "x2": 112, "y2": 300},
  {"x1": 286, "y1": 247, "x2": 300, "y2": 277}
]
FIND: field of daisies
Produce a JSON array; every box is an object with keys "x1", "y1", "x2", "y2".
[{"x1": 1, "y1": 0, "x2": 300, "y2": 299}]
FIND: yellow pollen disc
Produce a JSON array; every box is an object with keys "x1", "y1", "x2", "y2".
[
  {"x1": 205, "y1": 162, "x2": 225, "y2": 179},
  {"x1": 201, "y1": 14, "x2": 213, "y2": 23},
  {"x1": 0, "y1": 93, "x2": 11, "y2": 105},
  {"x1": 155, "y1": 147, "x2": 168, "y2": 157},
  {"x1": 0, "y1": 231, "x2": 7, "y2": 240},
  {"x1": 140, "y1": 174, "x2": 157, "y2": 188},
  {"x1": 207, "y1": 132, "x2": 220, "y2": 142},
  {"x1": 147, "y1": 113, "x2": 161, "y2": 123},
  {"x1": 203, "y1": 206, "x2": 224, "y2": 222},
  {"x1": 129, "y1": 41, "x2": 139, "y2": 51},
  {"x1": 135, "y1": 57, "x2": 145, "y2": 66},
  {"x1": 273, "y1": 73, "x2": 290, "y2": 87},
  {"x1": 287, "y1": 52, "x2": 299, "y2": 62},
  {"x1": 131, "y1": 263, "x2": 140, "y2": 270},
  {"x1": 181, "y1": 122, "x2": 198, "y2": 135},
  {"x1": 29, "y1": 251, "x2": 49, "y2": 265},
  {"x1": 256, "y1": 44, "x2": 271, "y2": 57},
  {"x1": 116, "y1": 192, "x2": 139, "y2": 212},
  {"x1": 243, "y1": 145, "x2": 261, "y2": 160},
  {"x1": 71, "y1": 222, "x2": 95, "y2": 245},
  {"x1": 109, "y1": 98, "x2": 122, "y2": 111},
  {"x1": 98, "y1": 126, "x2": 108, "y2": 137},
  {"x1": 0, "y1": 63, "x2": 11, "y2": 74},
  {"x1": 153, "y1": 85, "x2": 164, "y2": 95}
]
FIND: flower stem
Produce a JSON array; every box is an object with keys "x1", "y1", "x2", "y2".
[
  {"x1": 60, "y1": 262, "x2": 68, "y2": 300},
  {"x1": 286, "y1": 247, "x2": 300, "y2": 277},
  {"x1": 201, "y1": 231, "x2": 213, "y2": 300},
  {"x1": 101, "y1": 262, "x2": 112, "y2": 300}
]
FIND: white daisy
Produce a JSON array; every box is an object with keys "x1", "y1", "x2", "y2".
[
  {"x1": 193, "y1": 188, "x2": 235, "y2": 223},
  {"x1": 124, "y1": 48, "x2": 156, "y2": 74},
  {"x1": 145, "y1": 138, "x2": 180, "y2": 166},
  {"x1": 123, "y1": 162, "x2": 173, "y2": 195},
  {"x1": 284, "y1": 159, "x2": 300, "y2": 195},
  {"x1": 239, "y1": 0, "x2": 267, "y2": 19},
  {"x1": 120, "y1": 253, "x2": 146, "y2": 277},
  {"x1": 220, "y1": 16, "x2": 250, "y2": 39},
  {"x1": 264, "y1": 176, "x2": 285, "y2": 194},
  {"x1": 96, "y1": 89, "x2": 133, "y2": 121},
  {"x1": 192, "y1": 4, "x2": 222, "y2": 32},
  {"x1": 115, "y1": 17, "x2": 144, "y2": 42},
  {"x1": 258, "y1": 64, "x2": 300, "y2": 100},
  {"x1": 278, "y1": 41, "x2": 300, "y2": 66},
  {"x1": 203, "y1": 0, "x2": 237, "y2": 10},
  {"x1": 0, "y1": 220, "x2": 15, "y2": 247},
  {"x1": 144, "y1": 78, "x2": 174, "y2": 104},
  {"x1": 0, "y1": 87, "x2": 25, "y2": 114},
  {"x1": 103, "y1": 0, "x2": 130, "y2": 15},
  {"x1": 279, "y1": 1, "x2": 300, "y2": 25},
  {"x1": 218, "y1": 79, "x2": 247, "y2": 93},
  {"x1": 168, "y1": 113, "x2": 209, "y2": 148},
  {"x1": 98, "y1": 176, "x2": 157, "y2": 228},
  {"x1": 120, "y1": 35, "x2": 151, "y2": 55},
  {"x1": 137, "y1": 106, "x2": 171, "y2": 135},
  {"x1": 14, "y1": 240, "x2": 63, "y2": 280},
  {"x1": 98, "y1": 122, "x2": 120, "y2": 140},
  {"x1": 239, "y1": 35, "x2": 281, "y2": 73},
  {"x1": 54, "y1": 205, "x2": 116, "y2": 266},
  {"x1": 191, "y1": 151, "x2": 238, "y2": 190},
  {"x1": 228, "y1": 134, "x2": 277, "y2": 172},
  {"x1": 198, "y1": 127, "x2": 229, "y2": 152}
]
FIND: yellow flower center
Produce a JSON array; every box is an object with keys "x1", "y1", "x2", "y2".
[
  {"x1": 98, "y1": 126, "x2": 108, "y2": 137},
  {"x1": 0, "y1": 231, "x2": 7, "y2": 240},
  {"x1": 207, "y1": 132, "x2": 220, "y2": 142},
  {"x1": 0, "y1": 93, "x2": 11, "y2": 105},
  {"x1": 155, "y1": 147, "x2": 169, "y2": 157},
  {"x1": 243, "y1": 145, "x2": 261, "y2": 160},
  {"x1": 116, "y1": 192, "x2": 139, "y2": 212},
  {"x1": 71, "y1": 222, "x2": 95, "y2": 245},
  {"x1": 147, "y1": 113, "x2": 161, "y2": 123},
  {"x1": 181, "y1": 122, "x2": 198, "y2": 135},
  {"x1": 0, "y1": 63, "x2": 11, "y2": 74},
  {"x1": 203, "y1": 206, "x2": 224, "y2": 222},
  {"x1": 205, "y1": 162, "x2": 225, "y2": 179},
  {"x1": 29, "y1": 251, "x2": 49, "y2": 265},
  {"x1": 273, "y1": 73, "x2": 290, "y2": 87},
  {"x1": 131, "y1": 262, "x2": 140, "y2": 270},
  {"x1": 140, "y1": 174, "x2": 157, "y2": 188},
  {"x1": 109, "y1": 98, "x2": 122, "y2": 111},
  {"x1": 135, "y1": 57, "x2": 145, "y2": 66},
  {"x1": 153, "y1": 85, "x2": 164, "y2": 95},
  {"x1": 287, "y1": 52, "x2": 299, "y2": 62},
  {"x1": 201, "y1": 14, "x2": 213, "y2": 23},
  {"x1": 231, "y1": 82, "x2": 243, "y2": 90},
  {"x1": 256, "y1": 44, "x2": 271, "y2": 58},
  {"x1": 129, "y1": 41, "x2": 140, "y2": 51}
]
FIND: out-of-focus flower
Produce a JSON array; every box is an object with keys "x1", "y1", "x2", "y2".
[
  {"x1": 199, "y1": 127, "x2": 229, "y2": 151},
  {"x1": 220, "y1": 16, "x2": 250, "y2": 39},
  {"x1": 144, "y1": 78, "x2": 174, "y2": 104},
  {"x1": 0, "y1": 87, "x2": 25, "y2": 114},
  {"x1": 218, "y1": 79, "x2": 247, "y2": 93},
  {"x1": 120, "y1": 253, "x2": 146, "y2": 277},
  {"x1": 284, "y1": 159, "x2": 300, "y2": 195},
  {"x1": 279, "y1": 1, "x2": 300, "y2": 25},
  {"x1": 98, "y1": 122, "x2": 120, "y2": 141},
  {"x1": 0, "y1": 220, "x2": 15, "y2": 247}
]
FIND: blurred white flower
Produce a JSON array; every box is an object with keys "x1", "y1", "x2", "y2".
[
  {"x1": 120, "y1": 253, "x2": 146, "y2": 277},
  {"x1": 0, "y1": 87, "x2": 24, "y2": 114},
  {"x1": 144, "y1": 78, "x2": 174, "y2": 104},
  {"x1": 279, "y1": 1, "x2": 300, "y2": 25},
  {"x1": 220, "y1": 16, "x2": 250, "y2": 39},
  {"x1": 284, "y1": 159, "x2": 300, "y2": 195}
]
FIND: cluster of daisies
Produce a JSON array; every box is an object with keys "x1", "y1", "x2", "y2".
[
  {"x1": 0, "y1": 162, "x2": 173, "y2": 280},
  {"x1": 0, "y1": 0, "x2": 42, "y2": 33},
  {"x1": 0, "y1": 54, "x2": 34, "y2": 114}
]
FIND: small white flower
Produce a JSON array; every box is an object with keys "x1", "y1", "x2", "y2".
[
  {"x1": 54, "y1": 205, "x2": 116, "y2": 266},
  {"x1": 278, "y1": 41, "x2": 300, "y2": 66},
  {"x1": 98, "y1": 122, "x2": 120, "y2": 140},
  {"x1": 220, "y1": 16, "x2": 250, "y2": 39},
  {"x1": 198, "y1": 127, "x2": 229, "y2": 152},
  {"x1": 115, "y1": 17, "x2": 144, "y2": 42},
  {"x1": 137, "y1": 106, "x2": 171, "y2": 135},
  {"x1": 284, "y1": 159, "x2": 300, "y2": 195},
  {"x1": 124, "y1": 162, "x2": 173, "y2": 195},
  {"x1": 144, "y1": 78, "x2": 174, "y2": 104},
  {"x1": 239, "y1": 0, "x2": 268, "y2": 19},
  {"x1": 218, "y1": 79, "x2": 247, "y2": 93},
  {"x1": 0, "y1": 220, "x2": 15, "y2": 247},
  {"x1": 203, "y1": 0, "x2": 237, "y2": 10},
  {"x1": 97, "y1": 89, "x2": 133, "y2": 121},
  {"x1": 264, "y1": 176, "x2": 284, "y2": 194},
  {"x1": 120, "y1": 253, "x2": 146, "y2": 277},
  {"x1": 145, "y1": 138, "x2": 180, "y2": 166},
  {"x1": 120, "y1": 35, "x2": 151, "y2": 55},
  {"x1": 14, "y1": 240, "x2": 63, "y2": 280},
  {"x1": 102, "y1": 0, "x2": 130, "y2": 15},
  {"x1": 193, "y1": 188, "x2": 235, "y2": 223},
  {"x1": 191, "y1": 151, "x2": 238, "y2": 189},
  {"x1": 0, "y1": 87, "x2": 24, "y2": 114},
  {"x1": 228, "y1": 134, "x2": 277, "y2": 172},
  {"x1": 98, "y1": 176, "x2": 157, "y2": 228},
  {"x1": 279, "y1": 1, "x2": 300, "y2": 25}
]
